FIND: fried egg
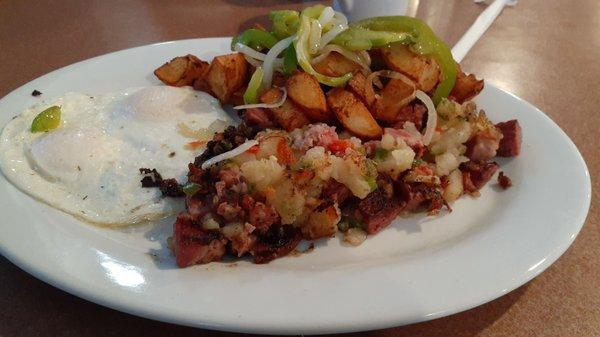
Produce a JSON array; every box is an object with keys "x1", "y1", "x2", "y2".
[{"x1": 0, "y1": 86, "x2": 231, "y2": 226}]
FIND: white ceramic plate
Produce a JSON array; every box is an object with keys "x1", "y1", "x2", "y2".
[{"x1": 0, "y1": 38, "x2": 591, "y2": 335}]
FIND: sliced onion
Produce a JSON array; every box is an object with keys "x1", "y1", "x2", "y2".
[
  {"x1": 308, "y1": 20, "x2": 323, "y2": 54},
  {"x1": 201, "y1": 139, "x2": 259, "y2": 169},
  {"x1": 318, "y1": 24, "x2": 347, "y2": 49},
  {"x1": 234, "y1": 43, "x2": 268, "y2": 61},
  {"x1": 243, "y1": 54, "x2": 262, "y2": 68},
  {"x1": 332, "y1": 11, "x2": 348, "y2": 26},
  {"x1": 415, "y1": 90, "x2": 438, "y2": 145},
  {"x1": 318, "y1": 6, "x2": 335, "y2": 26},
  {"x1": 233, "y1": 87, "x2": 287, "y2": 110},
  {"x1": 366, "y1": 70, "x2": 417, "y2": 106},
  {"x1": 261, "y1": 36, "x2": 294, "y2": 90},
  {"x1": 357, "y1": 50, "x2": 371, "y2": 67}
]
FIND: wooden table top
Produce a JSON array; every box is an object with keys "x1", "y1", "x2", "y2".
[{"x1": 0, "y1": 1, "x2": 598, "y2": 336}]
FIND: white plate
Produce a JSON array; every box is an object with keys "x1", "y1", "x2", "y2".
[{"x1": 0, "y1": 38, "x2": 591, "y2": 335}]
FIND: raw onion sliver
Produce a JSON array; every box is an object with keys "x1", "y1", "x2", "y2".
[
  {"x1": 201, "y1": 139, "x2": 259, "y2": 169},
  {"x1": 233, "y1": 87, "x2": 287, "y2": 110},
  {"x1": 318, "y1": 6, "x2": 335, "y2": 26},
  {"x1": 415, "y1": 90, "x2": 438, "y2": 145},
  {"x1": 261, "y1": 36, "x2": 294, "y2": 90},
  {"x1": 235, "y1": 43, "x2": 268, "y2": 61},
  {"x1": 318, "y1": 24, "x2": 347, "y2": 48},
  {"x1": 309, "y1": 20, "x2": 323, "y2": 54},
  {"x1": 243, "y1": 54, "x2": 262, "y2": 68}
]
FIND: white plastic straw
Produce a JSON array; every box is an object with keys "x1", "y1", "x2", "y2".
[{"x1": 451, "y1": 0, "x2": 517, "y2": 63}]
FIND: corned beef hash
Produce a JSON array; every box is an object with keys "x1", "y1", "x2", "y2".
[{"x1": 150, "y1": 6, "x2": 521, "y2": 267}]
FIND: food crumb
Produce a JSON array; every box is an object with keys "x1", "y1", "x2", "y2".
[
  {"x1": 169, "y1": 151, "x2": 176, "y2": 158},
  {"x1": 82, "y1": 195, "x2": 88, "y2": 200},
  {"x1": 498, "y1": 171, "x2": 512, "y2": 189},
  {"x1": 31, "y1": 90, "x2": 42, "y2": 97},
  {"x1": 226, "y1": 263, "x2": 238, "y2": 268}
]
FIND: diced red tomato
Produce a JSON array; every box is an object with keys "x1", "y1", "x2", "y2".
[
  {"x1": 246, "y1": 145, "x2": 260, "y2": 154},
  {"x1": 327, "y1": 139, "x2": 352, "y2": 153}
]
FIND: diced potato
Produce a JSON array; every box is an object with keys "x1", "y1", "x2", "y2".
[
  {"x1": 443, "y1": 169, "x2": 464, "y2": 203},
  {"x1": 206, "y1": 53, "x2": 248, "y2": 103},
  {"x1": 154, "y1": 54, "x2": 209, "y2": 87},
  {"x1": 346, "y1": 71, "x2": 375, "y2": 107},
  {"x1": 301, "y1": 202, "x2": 341, "y2": 239},
  {"x1": 380, "y1": 44, "x2": 440, "y2": 92},
  {"x1": 450, "y1": 70, "x2": 484, "y2": 103},
  {"x1": 326, "y1": 88, "x2": 382, "y2": 139},
  {"x1": 373, "y1": 78, "x2": 414, "y2": 122},
  {"x1": 260, "y1": 88, "x2": 310, "y2": 131},
  {"x1": 313, "y1": 52, "x2": 362, "y2": 77},
  {"x1": 286, "y1": 72, "x2": 333, "y2": 122},
  {"x1": 265, "y1": 177, "x2": 305, "y2": 225}
]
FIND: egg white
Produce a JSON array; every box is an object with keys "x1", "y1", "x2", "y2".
[{"x1": 0, "y1": 86, "x2": 231, "y2": 226}]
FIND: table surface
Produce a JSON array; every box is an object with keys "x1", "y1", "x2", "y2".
[{"x1": 0, "y1": 1, "x2": 598, "y2": 336}]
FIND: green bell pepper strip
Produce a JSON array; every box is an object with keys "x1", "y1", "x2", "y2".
[
  {"x1": 282, "y1": 44, "x2": 298, "y2": 75},
  {"x1": 269, "y1": 10, "x2": 300, "y2": 39},
  {"x1": 294, "y1": 7, "x2": 353, "y2": 87},
  {"x1": 243, "y1": 67, "x2": 264, "y2": 104},
  {"x1": 331, "y1": 16, "x2": 457, "y2": 104},
  {"x1": 31, "y1": 106, "x2": 61, "y2": 133},
  {"x1": 231, "y1": 28, "x2": 279, "y2": 51}
]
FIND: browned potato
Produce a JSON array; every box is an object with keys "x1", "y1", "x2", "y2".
[
  {"x1": 373, "y1": 78, "x2": 414, "y2": 123},
  {"x1": 206, "y1": 53, "x2": 248, "y2": 103},
  {"x1": 154, "y1": 54, "x2": 209, "y2": 87},
  {"x1": 450, "y1": 70, "x2": 484, "y2": 103},
  {"x1": 326, "y1": 88, "x2": 383, "y2": 139},
  {"x1": 286, "y1": 72, "x2": 333, "y2": 122},
  {"x1": 346, "y1": 71, "x2": 376, "y2": 107},
  {"x1": 301, "y1": 202, "x2": 341, "y2": 240},
  {"x1": 313, "y1": 52, "x2": 362, "y2": 77},
  {"x1": 260, "y1": 88, "x2": 310, "y2": 132},
  {"x1": 380, "y1": 44, "x2": 440, "y2": 92}
]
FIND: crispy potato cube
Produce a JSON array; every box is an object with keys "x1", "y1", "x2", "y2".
[
  {"x1": 260, "y1": 88, "x2": 310, "y2": 131},
  {"x1": 286, "y1": 72, "x2": 333, "y2": 122},
  {"x1": 346, "y1": 71, "x2": 375, "y2": 107},
  {"x1": 301, "y1": 202, "x2": 341, "y2": 240},
  {"x1": 380, "y1": 44, "x2": 440, "y2": 92},
  {"x1": 154, "y1": 54, "x2": 209, "y2": 87},
  {"x1": 373, "y1": 78, "x2": 414, "y2": 123},
  {"x1": 450, "y1": 70, "x2": 484, "y2": 103},
  {"x1": 326, "y1": 88, "x2": 382, "y2": 139},
  {"x1": 207, "y1": 53, "x2": 248, "y2": 103},
  {"x1": 313, "y1": 52, "x2": 362, "y2": 77}
]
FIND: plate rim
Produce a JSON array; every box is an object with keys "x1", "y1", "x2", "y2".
[{"x1": 0, "y1": 37, "x2": 592, "y2": 335}]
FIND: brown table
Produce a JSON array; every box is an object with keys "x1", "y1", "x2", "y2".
[{"x1": 0, "y1": 1, "x2": 598, "y2": 336}]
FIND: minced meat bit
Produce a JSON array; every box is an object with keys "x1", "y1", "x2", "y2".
[
  {"x1": 497, "y1": 171, "x2": 512, "y2": 189},
  {"x1": 139, "y1": 168, "x2": 184, "y2": 197},
  {"x1": 31, "y1": 90, "x2": 42, "y2": 97}
]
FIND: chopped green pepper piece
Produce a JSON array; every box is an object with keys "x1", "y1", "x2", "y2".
[
  {"x1": 231, "y1": 28, "x2": 279, "y2": 51},
  {"x1": 269, "y1": 10, "x2": 300, "y2": 39},
  {"x1": 182, "y1": 183, "x2": 201, "y2": 197},
  {"x1": 374, "y1": 147, "x2": 391, "y2": 160},
  {"x1": 243, "y1": 67, "x2": 264, "y2": 104},
  {"x1": 282, "y1": 44, "x2": 298, "y2": 75},
  {"x1": 331, "y1": 16, "x2": 457, "y2": 104},
  {"x1": 31, "y1": 106, "x2": 61, "y2": 133}
]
